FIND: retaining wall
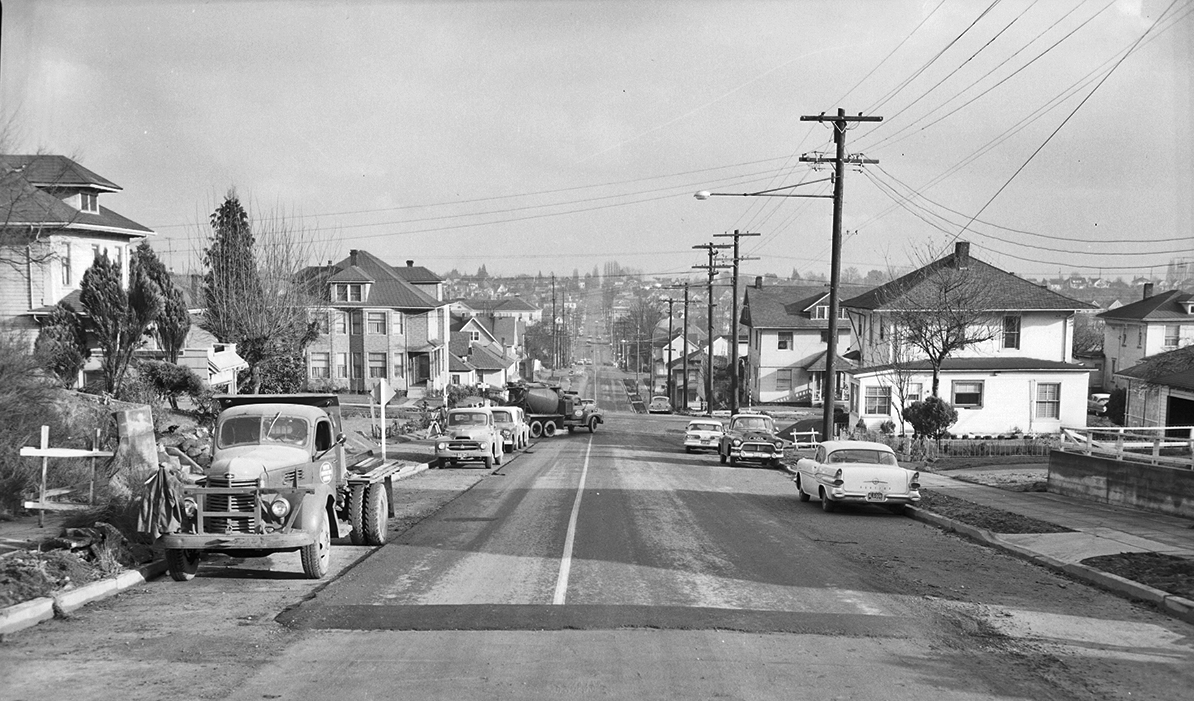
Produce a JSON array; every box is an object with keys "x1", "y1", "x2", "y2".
[{"x1": 1049, "y1": 449, "x2": 1194, "y2": 519}]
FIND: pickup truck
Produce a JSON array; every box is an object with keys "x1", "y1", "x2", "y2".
[
  {"x1": 717, "y1": 413, "x2": 786, "y2": 468},
  {"x1": 156, "y1": 394, "x2": 401, "y2": 581},
  {"x1": 434, "y1": 407, "x2": 503, "y2": 468}
]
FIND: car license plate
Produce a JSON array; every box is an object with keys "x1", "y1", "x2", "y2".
[
  {"x1": 866, "y1": 492, "x2": 886, "y2": 502},
  {"x1": 701, "y1": 440, "x2": 710, "y2": 445}
]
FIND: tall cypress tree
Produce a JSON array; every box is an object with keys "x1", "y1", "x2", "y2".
[{"x1": 134, "y1": 241, "x2": 189, "y2": 363}]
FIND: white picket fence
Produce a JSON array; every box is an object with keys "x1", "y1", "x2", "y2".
[{"x1": 1058, "y1": 425, "x2": 1194, "y2": 470}]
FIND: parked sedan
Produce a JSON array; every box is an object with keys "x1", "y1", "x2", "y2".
[
  {"x1": 647, "y1": 396, "x2": 672, "y2": 414},
  {"x1": 793, "y1": 440, "x2": 920, "y2": 513},
  {"x1": 490, "y1": 406, "x2": 530, "y2": 453},
  {"x1": 683, "y1": 419, "x2": 723, "y2": 453}
]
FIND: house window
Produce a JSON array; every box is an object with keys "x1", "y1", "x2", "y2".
[
  {"x1": 1137, "y1": 327, "x2": 1143, "y2": 348},
  {"x1": 1035, "y1": 382, "x2": 1060, "y2": 419},
  {"x1": 1120, "y1": 325, "x2": 1127, "y2": 347},
  {"x1": 61, "y1": 245, "x2": 72, "y2": 285},
  {"x1": 80, "y1": 192, "x2": 98, "y2": 213},
  {"x1": 812, "y1": 305, "x2": 828, "y2": 320},
  {"x1": 470, "y1": 331, "x2": 481, "y2": 342},
  {"x1": 309, "y1": 352, "x2": 330, "y2": 379},
  {"x1": 351, "y1": 353, "x2": 363, "y2": 379},
  {"x1": 350, "y1": 312, "x2": 362, "y2": 336},
  {"x1": 952, "y1": 380, "x2": 984, "y2": 408},
  {"x1": 820, "y1": 328, "x2": 850, "y2": 344},
  {"x1": 91, "y1": 244, "x2": 101, "y2": 261},
  {"x1": 1165, "y1": 325, "x2": 1180, "y2": 348},
  {"x1": 334, "y1": 312, "x2": 347, "y2": 334},
  {"x1": 775, "y1": 369, "x2": 793, "y2": 392},
  {"x1": 864, "y1": 386, "x2": 891, "y2": 415},
  {"x1": 905, "y1": 382, "x2": 922, "y2": 404},
  {"x1": 392, "y1": 311, "x2": 405, "y2": 335},
  {"x1": 334, "y1": 284, "x2": 364, "y2": 302},
  {"x1": 393, "y1": 353, "x2": 405, "y2": 378},
  {"x1": 368, "y1": 352, "x2": 387, "y2": 378},
  {"x1": 308, "y1": 310, "x2": 328, "y2": 335},
  {"x1": 1002, "y1": 316, "x2": 1021, "y2": 349},
  {"x1": 778, "y1": 331, "x2": 792, "y2": 350},
  {"x1": 366, "y1": 311, "x2": 387, "y2": 334},
  {"x1": 336, "y1": 353, "x2": 348, "y2": 379}
]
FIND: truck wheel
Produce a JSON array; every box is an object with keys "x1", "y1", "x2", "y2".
[
  {"x1": 166, "y1": 549, "x2": 200, "y2": 581},
  {"x1": 719, "y1": 450, "x2": 727, "y2": 465},
  {"x1": 301, "y1": 511, "x2": 332, "y2": 578},
  {"x1": 484, "y1": 454, "x2": 495, "y2": 469},
  {"x1": 349, "y1": 484, "x2": 367, "y2": 545},
  {"x1": 493, "y1": 446, "x2": 502, "y2": 466},
  {"x1": 543, "y1": 422, "x2": 557, "y2": 438},
  {"x1": 567, "y1": 426, "x2": 575, "y2": 434},
  {"x1": 362, "y1": 483, "x2": 389, "y2": 546},
  {"x1": 529, "y1": 421, "x2": 543, "y2": 439},
  {"x1": 588, "y1": 418, "x2": 597, "y2": 433}
]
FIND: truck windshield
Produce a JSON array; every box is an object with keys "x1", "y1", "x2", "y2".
[
  {"x1": 733, "y1": 417, "x2": 771, "y2": 431},
  {"x1": 449, "y1": 413, "x2": 488, "y2": 426},
  {"x1": 490, "y1": 410, "x2": 512, "y2": 422},
  {"x1": 219, "y1": 415, "x2": 309, "y2": 448}
]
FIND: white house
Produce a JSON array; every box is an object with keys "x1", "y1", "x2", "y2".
[
  {"x1": 1098, "y1": 284, "x2": 1194, "y2": 390},
  {"x1": 843, "y1": 242, "x2": 1093, "y2": 436}
]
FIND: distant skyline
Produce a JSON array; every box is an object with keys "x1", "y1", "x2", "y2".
[{"x1": 3, "y1": 0, "x2": 1191, "y2": 281}]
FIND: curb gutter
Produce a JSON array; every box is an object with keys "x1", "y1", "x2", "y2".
[
  {"x1": 0, "y1": 459, "x2": 433, "y2": 638},
  {"x1": 0, "y1": 560, "x2": 168, "y2": 637},
  {"x1": 906, "y1": 506, "x2": 1194, "y2": 626}
]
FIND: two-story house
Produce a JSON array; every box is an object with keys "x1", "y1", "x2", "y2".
[
  {"x1": 740, "y1": 279, "x2": 869, "y2": 405},
  {"x1": 843, "y1": 242, "x2": 1093, "y2": 435},
  {"x1": 304, "y1": 249, "x2": 450, "y2": 397},
  {"x1": 449, "y1": 330, "x2": 518, "y2": 387},
  {"x1": 1098, "y1": 284, "x2": 1194, "y2": 390},
  {"x1": 1, "y1": 155, "x2": 153, "y2": 345}
]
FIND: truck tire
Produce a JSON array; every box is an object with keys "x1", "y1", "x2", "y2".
[
  {"x1": 567, "y1": 426, "x2": 575, "y2": 434},
  {"x1": 543, "y1": 421, "x2": 557, "y2": 438},
  {"x1": 166, "y1": 549, "x2": 200, "y2": 581},
  {"x1": 484, "y1": 453, "x2": 495, "y2": 469},
  {"x1": 588, "y1": 417, "x2": 597, "y2": 433},
  {"x1": 493, "y1": 446, "x2": 502, "y2": 466},
  {"x1": 349, "y1": 484, "x2": 367, "y2": 545},
  {"x1": 719, "y1": 449, "x2": 727, "y2": 464},
  {"x1": 529, "y1": 421, "x2": 544, "y2": 439},
  {"x1": 362, "y1": 483, "x2": 389, "y2": 546},
  {"x1": 301, "y1": 510, "x2": 332, "y2": 579}
]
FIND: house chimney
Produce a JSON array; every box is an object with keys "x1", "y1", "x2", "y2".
[
  {"x1": 407, "y1": 260, "x2": 414, "y2": 267},
  {"x1": 955, "y1": 241, "x2": 970, "y2": 266},
  {"x1": 349, "y1": 249, "x2": 359, "y2": 266},
  {"x1": 1143, "y1": 282, "x2": 1154, "y2": 300},
  {"x1": 755, "y1": 276, "x2": 763, "y2": 289}
]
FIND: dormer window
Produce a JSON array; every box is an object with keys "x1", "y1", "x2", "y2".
[
  {"x1": 80, "y1": 192, "x2": 98, "y2": 213},
  {"x1": 334, "y1": 283, "x2": 364, "y2": 302}
]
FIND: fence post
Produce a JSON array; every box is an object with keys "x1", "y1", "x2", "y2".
[
  {"x1": 1085, "y1": 429, "x2": 1093, "y2": 456},
  {"x1": 1152, "y1": 433, "x2": 1161, "y2": 465},
  {"x1": 37, "y1": 426, "x2": 49, "y2": 528},
  {"x1": 89, "y1": 428, "x2": 100, "y2": 505},
  {"x1": 1115, "y1": 429, "x2": 1124, "y2": 460}
]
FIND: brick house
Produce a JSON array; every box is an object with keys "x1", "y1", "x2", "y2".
[{"x1": 303, "y1": 250, "x2": 450, "y2": 397}]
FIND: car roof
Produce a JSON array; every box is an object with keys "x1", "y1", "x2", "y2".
[
  {"x1": 687, "y1": 419, "x2": 722, "y2": 427},
  {"x1": 819, "y1": 440, "x2": 896, "y2": 453}
]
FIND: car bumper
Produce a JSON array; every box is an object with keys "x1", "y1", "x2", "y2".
[
  {"x1": 730, "y1": 445, "x2": 779, "y2": 461},
  {"x1": 824, "y1": 490, "x2": 921, "y2": 506},
  {"x1": 685, "y1": 437, "x2": 718, "y2": 449},
  {"x1": 158, "y1": 532, "x2": 315, "y2": 551}
]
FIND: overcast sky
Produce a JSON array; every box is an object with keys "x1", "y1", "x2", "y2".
[{"x1": 3, "y1": 0, "x2": 1191, "y2": 281}]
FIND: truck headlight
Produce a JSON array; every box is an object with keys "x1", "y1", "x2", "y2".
[
  {"x1": 436, "y1": 442, "x2": 447, "y2": 451},
  {"x1": 183, "y1": 497, "x2": 198, "y2": 519},
  {"x1": 731, "y1": 438, "x2": 742, "y2": 447},
  {"x1": 501, "y1": 429, "x2": 511, "y2": 438},
  {"x1": 269, "y1": 497, "x2": 291, "y2": 520}
]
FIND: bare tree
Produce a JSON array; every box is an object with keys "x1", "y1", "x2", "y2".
[
  {"x1": 198, "y1": 190, "x2": 327, "y2": 393},
  {"x1": 875, "y1": 245, "x2": 998, "y2": 397}
]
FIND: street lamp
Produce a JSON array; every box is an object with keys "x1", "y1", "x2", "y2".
[{"x1": 694, "y1": 178, "x2": 832, "y2": 201}]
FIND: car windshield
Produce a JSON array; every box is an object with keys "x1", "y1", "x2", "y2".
[
  {"x1": 826, "y1": 449, "x2": 898, "y2": 466},
  {"x1": 733, "y1": 417, "x2": 770, "y2": 431},
  {"x1": 219, "y1": 415, "x2": 308, "y2": 448},
  {"x1": 449, "y1": 412, "x2": 488, "y2": 426},
  {"x1": 490, "y1": 410, "x2": 512, "y2": 422}
]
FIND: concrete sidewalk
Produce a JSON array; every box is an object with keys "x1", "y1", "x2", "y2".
[{"x1": 912, "y1": 469, "x2": 1194, "y2": 624}]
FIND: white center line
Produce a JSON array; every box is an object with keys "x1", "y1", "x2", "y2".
[{"x1": 552, "y1": 434, "x2": 593, "y2": 605}]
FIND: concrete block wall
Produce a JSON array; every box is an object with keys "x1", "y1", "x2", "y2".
[{"x1": 1049, "y1": 449, "x2": 1194, "y2": 519}]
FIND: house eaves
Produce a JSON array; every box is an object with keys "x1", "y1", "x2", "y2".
[{"x1": 851, "y1": 356, "x2": 1092, "y2": 377}]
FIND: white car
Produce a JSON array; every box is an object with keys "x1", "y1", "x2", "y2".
[
  {"x1": 434, "y1": 408, "x2": 502, "y2": 469},
  {"x1": 490, "y1": 406, "x2": 530, "y2": 453},
  {"x1": 683, "y1": 419, "x2": 723, "y2": 453},
  {"x1": 647, "y1": 396, "x2": 672, "y2": 414},
  {"x1": 792, "y1": 440, "x2": 921, "y2": 514}
]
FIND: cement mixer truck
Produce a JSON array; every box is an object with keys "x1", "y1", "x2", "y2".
[{"x1": 506, "y1": 382, "x2": 603, "y2": 438}]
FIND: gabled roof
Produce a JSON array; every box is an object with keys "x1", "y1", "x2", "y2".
[
  {"x1": 1, "y1": 155, "x2": 121, "y2": 191},
  {"x1": 741, "y1": 284, "x2": 870, "y2": 329},
  {"x1": 1097, "y1": 289, "x2": 1194, "y2": 322},
  {"x1": 852, "y1": 356, "x2": 1091, "y2": 376},
  {"x1": 466, "y1": 343, "x2": 516, "y2": 371},
  {"x1": 449, "y1": 352, "x2": 476, "y2": 373},
  {"x1": 801, "y1": 351, "x2": 858, "y2": 372},
  {"x1": 843, "y1": 243, "x2": 1092, "y2": 312},
  {"x1": 1117, "y1": 345, "x2": 1194, "y2": 391},
  {"x1": 324, "y1": 250, "x2": 441, "y2": 310}
]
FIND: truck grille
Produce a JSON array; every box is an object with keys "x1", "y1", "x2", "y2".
[
  {"x1": 741, "y1": 442, "x2": 776, "y2": 454},
  {"x1": 204, "y1": 477, "x2": 257, "y2": 534},
  {"x1": 447, "y1": 441, "x2": 480, "y2": 451}
]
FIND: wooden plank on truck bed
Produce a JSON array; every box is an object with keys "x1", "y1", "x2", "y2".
[{"x1": 346, "y1": 457, "x2": 405, "y2": 483}]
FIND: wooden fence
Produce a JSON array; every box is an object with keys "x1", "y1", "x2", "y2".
[{"x1": 1057, "y1": 425, "x2": 1194, "y2": 470}]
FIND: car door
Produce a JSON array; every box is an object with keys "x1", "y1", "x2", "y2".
[{"x1": 800, "y1": 446, "x2": 826, "y2": 494}]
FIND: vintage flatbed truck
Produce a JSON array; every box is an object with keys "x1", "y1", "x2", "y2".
[{"x1": 157, "y1": 394, "x2": 402, "y2": 581}]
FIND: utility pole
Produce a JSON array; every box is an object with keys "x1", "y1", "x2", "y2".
[
  {"x1": 800, "y1": 108, "x2": 881, "y2": 441},
  {"x1": 713, "y1": 229, "x2": 759, "y2": 415},
  {"x1": 682, "y1": 284, "x2": 690, "y2": 411},
  {"x1": 694, "y1": 242, "x2": 731, "y2": 416},
  {"x1": 662, "y1": 297, "x2": 678, "y2": 407},
  {"x1": 551, "y1": 274, "x2": 558, "y2": 370}
]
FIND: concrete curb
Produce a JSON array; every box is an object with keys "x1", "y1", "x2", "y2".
[
  {"x1": 906, "y1": 506, "x2": 1194, "y2": 626},
  {"x1": 0, "y1": 559, "x2": 168, "y2": 637}
]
